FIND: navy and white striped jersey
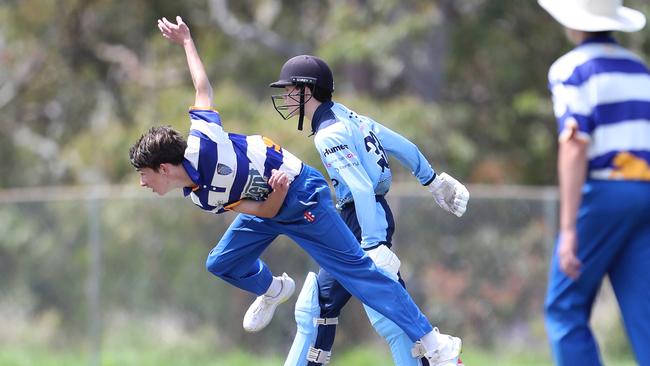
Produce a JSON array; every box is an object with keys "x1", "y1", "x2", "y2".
[
  {"x1": 181, "y1": 109, "x2": 303, "y2": 213},
  {"x1": 312, "y1": 101, "x2": 435, "y2": 248},
  {"x1": 549, "y1": 36, "x2": 650, "y2": 181}
]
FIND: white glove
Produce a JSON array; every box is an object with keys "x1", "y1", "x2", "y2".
[
  {"x1": 427, "y1": 172, "x2": 469, "y2": 217},
  {"x1": 366, "y1": 245, "x2": 401, "y2": 279}
]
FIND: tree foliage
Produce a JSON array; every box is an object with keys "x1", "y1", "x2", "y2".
[{"x1": 1, "y1": 0, "x2": 649, "y2": 187}]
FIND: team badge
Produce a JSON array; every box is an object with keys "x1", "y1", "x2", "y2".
[
  {"x1": 217, "y1": 163, "x2": 233, "y2": 175},
  {"x1": 303, "y1": 211, "x2": 316, "y2": 223}
]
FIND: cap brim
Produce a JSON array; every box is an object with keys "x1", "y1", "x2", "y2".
[{"x1": 269, "y1": 80, "x2": 293, "y2": 88}]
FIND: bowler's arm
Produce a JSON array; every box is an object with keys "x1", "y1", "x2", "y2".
[{"x1": 158, "y1": 16, "x2": 213, "y2": 108}]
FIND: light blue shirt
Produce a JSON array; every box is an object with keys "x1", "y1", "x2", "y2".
[{"x1": 312, "y1": 101, "x2": 435, "y2": 248}]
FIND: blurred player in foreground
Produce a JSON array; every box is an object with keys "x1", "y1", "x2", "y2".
[
  {"x1": 539, "y1": 0, "x2": 650, "y2": 365},
  {"x1": 128, "y1": 16, "x2": 463, "y2": 366},
  {"x1": 269, "y1": 55, "x2": 469, "y2": 366}
]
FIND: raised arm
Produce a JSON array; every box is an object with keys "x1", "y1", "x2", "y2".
[{"x1": 158, "y1": 16, "x2": 213, "y2": 108}]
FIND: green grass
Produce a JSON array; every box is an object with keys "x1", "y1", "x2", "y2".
[
  {"x1": 0, "y1": 345, "x2": 639, "y2": 366},
  {"x1": 328, "y1": 347, "x2": 637, "y2": 366}
]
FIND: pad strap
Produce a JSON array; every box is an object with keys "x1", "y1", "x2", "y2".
[
  {"x1": 411, "y1": 341, "x2": 426, "y2": 358},
  {"x1": 307, "y1": 346, "x2": 331, "y2": 364},
  {"x1": 314, "y1": 317, "x2": 338, "y2": 326}
]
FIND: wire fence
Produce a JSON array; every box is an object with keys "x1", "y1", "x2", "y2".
[{"x1": 0, "y1": 183, "x2": 629, "y2": 365}]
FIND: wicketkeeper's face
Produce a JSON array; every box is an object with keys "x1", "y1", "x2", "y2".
[{"x1": 270, "y1": 85, "x2": 312, "y2": 120}]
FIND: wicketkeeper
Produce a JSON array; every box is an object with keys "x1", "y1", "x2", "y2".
[{"x1": 269, "y1": 55, "x2": 469, "y2": 366}]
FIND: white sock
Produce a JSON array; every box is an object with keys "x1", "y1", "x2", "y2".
[
  {"x1": 420, "y1": 329, "x2": 439, "y2": 353},
  {"x1": 264, "y1": 276, "x2": 282, "y2": 298}
]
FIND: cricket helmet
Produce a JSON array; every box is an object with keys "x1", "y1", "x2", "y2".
[{"x1": 270, "y1": 55, "x2": 334, "y2": 131}]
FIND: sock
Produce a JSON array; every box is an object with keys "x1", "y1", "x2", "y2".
[
  {"x1": 420, "y1": 329, "x2": 439, "y2": 353},
  {"x1": 264, "y1": 276, "x2": 282, "y2": 297}
]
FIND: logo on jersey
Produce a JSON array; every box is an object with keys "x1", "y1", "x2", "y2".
[
  {"x1": 323, "y1": 144, "x2": 349, "y2": 157},
  {"x1": 217, "y1": 163, "x2": 233, "y2": 175},
  {"x1": 242, "y1": 167, "x2": 270, "y2": 200},
  {"x1": 303, "y1": 211, "x2": 316, "y2": 223}
]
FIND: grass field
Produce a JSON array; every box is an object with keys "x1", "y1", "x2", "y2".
[
  {"x1": 0, "y1": 345, "x2": 638, "y2": 366},
  {"x1": 0, "y1": 305, "x2": 636, "y2": 366}
]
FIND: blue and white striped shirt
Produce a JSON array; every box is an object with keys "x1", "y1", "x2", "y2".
[
  {"x1": 181, "y1": 109, "x2": 303, "y2": 213},
  {"x1": 549, "y1": 36, "x2": 650, "y2": 181}
]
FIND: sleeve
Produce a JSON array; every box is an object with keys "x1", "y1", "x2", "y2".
[
  {"x1": 548, "y1": 72, "x2": 593, "y2": 143},
  {"x1": 189, "y1": 108, "x2": 222, "y2": 126},
  {"x1": 315, "y1": 128, "x2": 384, "y2": 248},
  {"x1": 371, "y1": 121, "x2": 436, "y2": 185},
  {"x1": 188, "y1": 108, "x2": 228, "y2": 143}
]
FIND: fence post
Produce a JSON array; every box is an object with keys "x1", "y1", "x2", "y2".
[
  {"x1": 542, "y1": 188, "x2": 558, "y2": 255},
  {"x1": 86, "y1": 195, "x2": 102, "y2": 366}
]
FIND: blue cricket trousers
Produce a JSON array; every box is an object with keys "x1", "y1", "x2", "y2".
[
  {"x1": 312, "y1": 196, "x2": 404, "y2": 354},
  {"x1": 545, "y1": 180, "x2": 650, "y2": 366},
  {"x1": 205, "y1": 165, "x2": 433, "y2": 342}
]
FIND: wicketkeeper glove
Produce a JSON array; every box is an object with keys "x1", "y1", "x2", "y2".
[{"x1": 427, "y1": 172, "x2": 470, "y2": 217}]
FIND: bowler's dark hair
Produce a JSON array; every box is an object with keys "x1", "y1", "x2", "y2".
[{"x1": 129, "y1": 126, "x2": 187, "y2": 171}]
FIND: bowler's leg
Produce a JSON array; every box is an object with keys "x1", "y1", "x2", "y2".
[
  {"x1": 206, "y1": 214, "x2": 278, "y2": 295},
  {"x1": 286, "y1": 205, "x2": 432, "y2": 342}
]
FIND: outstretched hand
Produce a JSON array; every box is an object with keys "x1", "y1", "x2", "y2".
[{"x1": 157, "y1": 16, "x2": 191, "y2": 45}]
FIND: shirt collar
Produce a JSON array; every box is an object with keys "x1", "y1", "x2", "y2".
[
  {"x1": 182, "y1": 158, "x2": 201, "y2": 197},
  {"x1": 311, "y1": 101, "x2": 335, "y2": 134},
  {"x1": 579, "y1": 34, "x2": 617, "y2": 47}
]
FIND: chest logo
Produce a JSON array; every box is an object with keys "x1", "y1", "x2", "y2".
[
  {"x1": 217, "y1": 163, "x2": 233, "y2": 175},
  {"x1": 323, "y1": 144, "x2": 349, "y2": 157}
]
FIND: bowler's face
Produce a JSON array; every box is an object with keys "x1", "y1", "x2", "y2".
[{"x1": 137, "y1": 167, "x2": 171, "y2": 196}]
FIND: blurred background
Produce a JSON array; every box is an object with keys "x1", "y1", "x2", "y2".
[{"x1": 1, "y1": 0, "x2": 649, "y2": 365}]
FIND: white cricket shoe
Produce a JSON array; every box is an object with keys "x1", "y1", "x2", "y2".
[
  {"x1": 424, "y1": 328, "x2": 462, "y2": 366},
  {"x1": 243, "y1": 273, "x2": 295, "y2": 332}
]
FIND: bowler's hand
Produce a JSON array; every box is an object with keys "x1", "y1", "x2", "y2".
[
  {"x1": 268, "y1": 169, "x2": 290, "y2": 193},
  {"x1": 158, "y1": 16, "x2": 191, "y2": 45},
  {"x1": 557, "y1": 229, "x2": 582, "y2": 280}
]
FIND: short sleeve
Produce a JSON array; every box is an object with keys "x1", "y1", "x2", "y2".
[{"x1": 189, "y1": 108, "x2": 222, "y2": 126}]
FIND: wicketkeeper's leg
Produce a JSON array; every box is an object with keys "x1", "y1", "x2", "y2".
[{"x1": 285, "y1": 272, "x2": 321, "y2": 366}]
